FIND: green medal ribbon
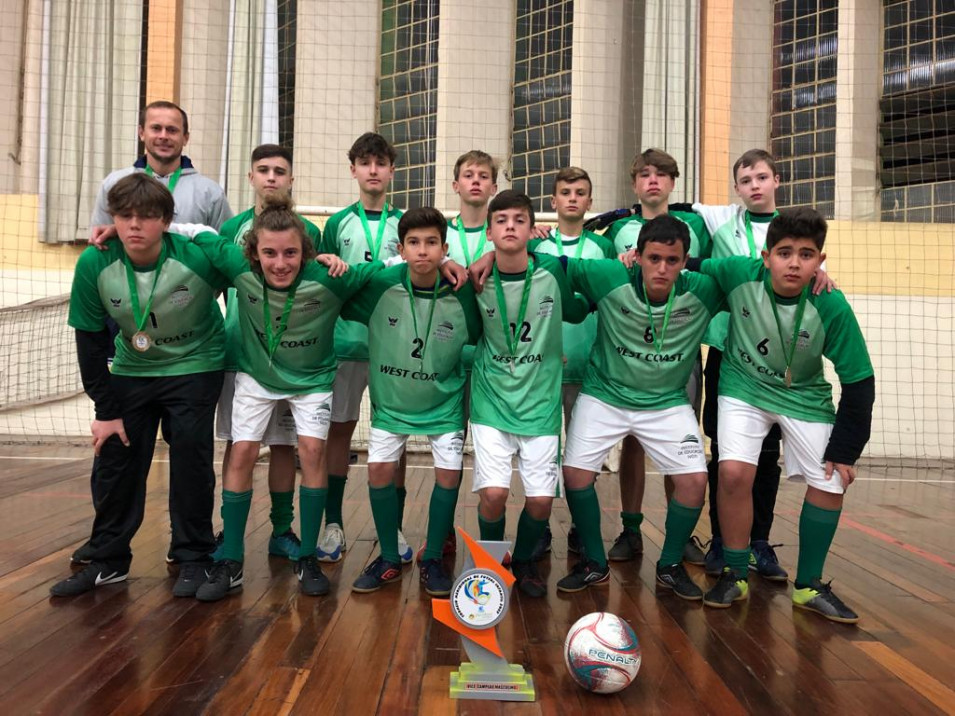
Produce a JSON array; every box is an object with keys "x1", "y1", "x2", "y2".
[
  {"x1": 123, "y1": 239, "x2": 168, "y2": 336},
  {"x1": 552, "y1": 228, "x2": 586, "y2": 259},
  {"x1": 455, "y1": 217, "x2": 487, "y2": 267},
  {"x1": 764, "y1": 275, "x2": 809, "y2": 388},
  {"x1": 743, "y1": 210, "x2": 779, "y2": 259},
  {"x1": 492, "y1": 256, "x2": 535, "y2": 374},
  {"x1": 404, "y1": 267, "x2": 441, "y2": 365},
  {"x1": 639, "y1": 272, "x2": 676, "y2": 354},
  {"x1": 358, "y1": 202, "x2": 390, "y2": 260},
  {"x1": 262, "y1": 277, "x2": 298, "y2": 368},
  {"x1": 144, "y1": 164, "x2": 183, "y2": 195}
]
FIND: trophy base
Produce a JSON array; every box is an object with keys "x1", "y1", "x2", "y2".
[{"x1": 449, "y1": 662, "x2": 535, "y2": 701}]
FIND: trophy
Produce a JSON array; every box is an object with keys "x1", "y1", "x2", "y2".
[{"x1": 431, "y1": 527, "x2": 535, "y2": 701}]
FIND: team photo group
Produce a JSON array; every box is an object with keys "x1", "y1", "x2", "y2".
[{"x1": 54, "y1": 99, "x2": 875, "y2": 627}]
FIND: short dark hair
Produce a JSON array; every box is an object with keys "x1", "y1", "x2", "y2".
[
  {"x1": 107, "y1": 173, "x2": 175, "y2": 223},
  {"x1": 552, "y1": 166, "x2": 592, "y2": 195},
  {"x1": 733, "y1": 149, "x2": 777, "y2": 183},
  {"x1": 637, "y1": 214, "x2": 690, "y2": 255},
  {"x1": 488, "y1": 190, "x2": 535, "y2": 226},
  {"x1": 630, "y1": 148, "x2": 680, "y2": 181},
  {"x1": 454, "y1": 150, "x2": 498, "y2": 183},
  {"x1": 139, "y1": 100, "x2": 189, "y2": 136},
  {"x1": 398, "y1": 206, "x2": 448, "y2": 243},
  {"x1": 348, "y1": 132, "x2": 397, "y2": 165},
  {"x1": 766, "y1": 207, "x2": 827, "y2": 251},
  {"x1": 251, "y1": 143, "x2": 293, "y2": 167},
  {"x1": 244, "y1": 193, "x2": 316, "y2": 273}
]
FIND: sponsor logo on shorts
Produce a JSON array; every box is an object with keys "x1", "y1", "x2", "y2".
[
  {"x1": 388, "y1": 316, "x2": 399, "y2": 326},
  {"x1": 449, "y1": 432, "x2": 465, "y2": 454},
  {"x1": 538, "y1": 295, "x2": 554, "y2": 318},
  {"x1": 434, "y1": 321, "x2": 455, "y2": 341},
  {"x1": 311, "y1": 401, "x2": 332, "y2": 427},
  {"x1": 110, "y1": 297, "x2": 122, "y2": 308},
  {"x1": 678, "y1": 433, "x2": 704, "y2": 459},
  {"x1": 170, "y1": 285, "x2": 193, "y2": 308}
]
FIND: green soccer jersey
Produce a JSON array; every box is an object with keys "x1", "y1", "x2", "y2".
[
  {"x1": 567, "y1": 259, "x2": 723, "y2": 410},
  {"x1": 219, "y1": 207, "x2": 322, "y2": 372},
  {"x1": 534, "y1": 229, "x2": 616, "y2": 384},
  {"x1": 470, "y1": 252, "x2": 588, "y2": 436},
  {"x1": 193, "y1": 232, "x2": 381, "y2": 394},
  {"x1": 605, "y1": 210, "x2": 711, "y2": 260},
  {"x1": 693, "y1": 203, "x2": 775, "y2": 351},
  {"x1": 446, "y1": 217, "x2": 493, "y2": 267},
  {"x1": 341, "y1": 264, "x2": 483, "y2": 434},
  {"x1": 320, "y1": 202, "x2": 403, "y2": 361},
  {"x1": 701, "y1": 256, "x2": 874, "y2": 423},
  {"x1": 69, "y1": 233, "x2": 228, "y2": 377}
]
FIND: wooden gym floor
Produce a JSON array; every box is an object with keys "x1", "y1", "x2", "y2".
[{"x1": 0, "y1": 444, "x2": 953, "y2": 715}]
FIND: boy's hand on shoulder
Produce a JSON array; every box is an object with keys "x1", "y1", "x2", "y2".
[
  {"x1": 317, "y1": 253, "x2": 349, "y2": 277},
  {"x1": 813, "y1": 268, "x2": 837, "y2": 295},
  {"x1": 440, "y1": 259, "x2": 468, "y2": 291},
  {"x1": 825, "y1": 461, "x2": 855, "y2": 490},
  {"x1": 618, "y1": 248, "x2": 638, "y2": 269},
  {"x1": 530, "y1": 224, "x2": 552, "y2": 240},
  {"x1": 89, "y1": 225, "x2": 117, "y2": 250},
  {"x1": 468, "y1": 252, "x2": 497, "y2": 293},
  {"x1": 91, "y1": 418, "x2": 129, "y2": 456}
]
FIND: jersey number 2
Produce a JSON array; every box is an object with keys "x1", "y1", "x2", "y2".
[{"x1": 411, "y1": 338, "x2": 424, "y2": 359}]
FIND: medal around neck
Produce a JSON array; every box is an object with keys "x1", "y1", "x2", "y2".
[
  {"x1": 131, "y1": 331, "x2": 152, "y2": 352},
  {"x1": 431, "y1": 528, "x2": 535, "y2": 701}
]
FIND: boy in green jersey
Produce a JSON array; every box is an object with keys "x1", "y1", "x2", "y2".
[
  {"x1": 469, "y1": 190, "x2": 588, "y2": 598},
  {"x1": 214, "y1": 144, "x2": 322, "y2": 562},
  {"x1": 447, "y1": 150, "x2": 498, "y2": 268},
  {"x1": 185, "y1": 196, "x2": 372, "y2": 601},
  {"x1": 531, "y1": 167, "x2": 615, "y2": 559},
  {"x1": 52, "y1": 174, "x2": 228, "y2": 598},
  {"x1": 699, "y1": 208, "x2": 874, "y2": 623},
  {"x1": 557, "y1": 215, "x2": 722, "y2": 597},
  {"x1": 318, "y1": 133, "x2": 409, "y2": 564},
  {"x1": 342, "y1": 208, "x2": 482, "y2": 596},
  {"x1": 600, "y1": 149, "x2": 711, "y2": 566}
]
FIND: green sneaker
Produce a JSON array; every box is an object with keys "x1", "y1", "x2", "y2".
[
  {"x1": 268, "y1": 529, "x2": 301, "y2": 561},
  {"x1": 703, "y1": 568, "x2": 749, "y2": 608},
  {"x1": 792, "y1": 579, "x2": 859, "y2": 624}
]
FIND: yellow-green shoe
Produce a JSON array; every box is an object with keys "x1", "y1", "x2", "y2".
[
  {"x1": 703, "y1": 567, "x2": 749, "y2": 608},
  {"x1": 792, "y1": 579, "x2": 859, "y2": 624}
]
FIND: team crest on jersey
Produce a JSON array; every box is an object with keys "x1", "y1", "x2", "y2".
[
  {"x1": 342, "y1": 237, "x2": 352, "y2": 246},
  {"x1": 796, "y1": 329, "x2": 811, "y2": 348},
  {"x1": 670, "y1": 307, "x2": 692, "y2": 325},
  {"x1": 741, "y1": 306, "x2": 750, "y2": 318},
  {"x1": 485, "y1": 307, "x2": 496, "y2": 319},
  {"x1": 388, "y1": 316, "x2": 399, "y2": 326},
  {"x1": 620, "y1": 305, "x2": 632, "y2": 315},
  {"x1": 302, "y1": 299, "x2": 322, "y2": 312},
  {"x1": 110, "y1": 297, "x2": 122, "y2": 308},
  {"x1": 248, "y1": 294, "x2": 259, "y2": 305},
  {"x1": 434, "y1": 320, "x2": 455, "y2": 341},
  {"x1": 170, "y1": 285, "x2": 193, "y2": 308},
  {"x1": 538, "y1": 295, "x2": 554, "y2": 318}
]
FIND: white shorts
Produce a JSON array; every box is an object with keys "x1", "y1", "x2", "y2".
[
  {"x1": 717, "y1": 396, "x2": 842, "y2": 495},
  {"x1": 331, "y1": 360, "x2": 369, "y2": 423},
  {"x1": 232, "y1": 372, "x2": 333, "y2": 442},
  {"x1": 564, "y1": 394, "x2": 707, "y2": 476},
  {"x1": 368, "y1": 427, "x2": 465, "y2": 470},
  {"x1": 216, "y1": 371, "x2": 297, "y2": 445},
  {"x1": 470, "y1": 424, "x2": 560, "y2": 498}
]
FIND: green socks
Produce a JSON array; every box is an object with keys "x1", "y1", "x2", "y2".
[
  {"x1": 724, "y1": 546, "x2": 751, "y2": 579},
  {"x1": 622, "y1": 511, "x2": 644, "y2": 532},
  {"x1": 396, "y1": 486, "x2": 408, "y2": 530},
  {"x1": 512, "y1": 509, "x2": 548, "y2": 563},
  {"x1": 478, "y1": 513, "x2": 506, "y2": 541},
  {"x1": 370, "y1": 484, "x2": 401, "y2": 564},
  {"x1": 566, "y1": 485, "x2": 607, "y2": 568},
  {"x1": 221, "y1": 490, "x2": 253, "y2": 562},
  {"x1": 325, "y1": 474, "x2": 347, "y2": 527},
  {"x1": 423, "y1": 484, "x2": 459, "y2": 561},
  {"x1": 299, "y1": 486, "x2": 328, "y2": 558},
  {"x1": 269, "y1": 490, "x2": 294, "y2": 536},
  {"x1": 796, "y1": 501, "x2": 841, "y2": 587},
  {"x1": 658, "y1": 499, "x2": 703, "y2": 567}
]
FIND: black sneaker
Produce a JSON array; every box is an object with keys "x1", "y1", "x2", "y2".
[
  {"x1": 556, "y1": 559, "x2": 610, "y2": 593},
  {"x1": 419, "y1": 558, "x2": 453, "y2": 597},
  {"x1": 511, "y1": 559, "x2": 546, "y2": 598},
  {"x1": 530, "y1": 525, "x2": 553, "y2": 562},
  {"x1": 172, "y1": 561, "x2": 209, "y2": 598},
  {"x1": 352, "y1": 555, "x2": 402, "y2": 593},
  {"x1": 656, "y1": 563, "x2": 703, "y2": 601},
  {"x1": 567, "y1": 525, "x2": 582, "y2": 555},
  {"x1": 50, "y1": 562, "x2": 128, "y2": 597},
  {"x1": 607, "y1": 526, "x2": 643, "y2": 561},
  {"x1": 703, "y1": 568, "x2": 749, "y2": 608},
  {"x1": 298, "y1": 555, "x2": 331, "y2": 596},
  {"x1": 70, "y1": 540, "x2": 95, "y2": 566},
  {"x1": 792, "y1": 579, "x2": 859, "y2": 624},
  {"x1": 196, "y1": 559, "x2": 243, "y2": 602},
  {"x1": 704, "y1": 537, "x2": 725, "y2": 576},
  {"x1": 749, "y1": 540, "x2": 788, "y2": 581},
  {"x1": 683, "y1": 536, "x2": 707, "y2": 566}
]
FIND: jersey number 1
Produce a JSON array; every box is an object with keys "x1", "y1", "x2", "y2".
[{"x1": 509, "y1": 321, "x2": 532, "y2": 342}]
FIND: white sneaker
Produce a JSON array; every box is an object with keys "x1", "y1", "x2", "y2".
[
  {"x1": 316, "y1": 523, "x2": 345, "y2": 563},
  {"x1": 397, "y1": 530, "x2": 413, "y2": 565}
]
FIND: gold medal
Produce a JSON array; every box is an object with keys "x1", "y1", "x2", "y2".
[
  {"x1": 785, "y1": 367, "x2": 792, "y2": 388},
  {"x1": 132, "y1": 331, "x2": 152, "y2": 352}
]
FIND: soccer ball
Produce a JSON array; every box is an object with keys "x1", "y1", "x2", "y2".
[{"x1": 564, "y1": 612, "x2": 641, "y2": 694}]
